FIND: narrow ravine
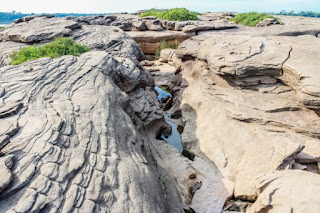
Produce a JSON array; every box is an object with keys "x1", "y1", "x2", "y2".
[{"x1": 154, "y1": 86, "x2": 183, "y2": 153}]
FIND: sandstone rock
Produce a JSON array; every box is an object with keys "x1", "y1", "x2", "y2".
[
  {"x1": 279, "y1": 37, "x2": 320, "y2": 112},
  {"x1": 132, "y1": 21, "x2": 147, "y2": 31},
  {"x1": 127, "y1": 31, "x2": 195, "y2": 54},
  {"x1": 174, "y1": 22, "x2": 189, "y2": 31},
  {"x1": 198, "y1": 12, "x2": 237, "y2": 21},
  {"x1": 197, "y1": 34, "x2": 291, "y2": 77},
  {"x1": 0, "y1": 155, "x2": 14, "y2": 193},
  {"x1": 160, "y1": 20, "x2": 178, "y2": 30},
  {"x1": 142, "y1": 18, "x2": 164, "y2": 31},
  {"x1": 0, "y1": 41, "x2": 28, "y2": 67},
  {"x1": 0, "y1": 17, "x2": 81, "y2": 43},
  {"x1": 176, "y1": 33, "x2": 320, "y2": 203},
  {"x1": 143, "y1": 60, "x2": 176, "y2": 87},
  {"x1": 296, "y1": 140, "x2": 320, "y2": 163},
  {"x1": 256, "y1": 18, "x2": 280, "y2": 27},
  {"x1": 13, "y1": 14, "x2": 55, "y2": 24},
  {"x1": 159, "y1": 48, "x2": 176, "y2": 63},
  {"x1": 190, "y1": 177, "x2": 234, "y2": 213},
  {"x1": 234, "y1": 138, "x2": 303, "y2": 200},
  {"x1": 247, "y1": 170, "x2": 320, "y2": 213},
  {"x1": 182, "y1": 20, "x2": 236, "y2": 33},
  {"x1": 146, "y1": 120, "x2": 234, "y2": 212},
  {"x1": 0, "y1": 51, "x2": 181, "y2": 212},
  {"x1": 72, "y1": 25, "x2": 145, "y2": 61}
]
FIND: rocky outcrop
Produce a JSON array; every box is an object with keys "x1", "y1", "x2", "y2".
[
  {"x1": 127, "y1": 31, "x2": 195, "y2": 54},
  {"x1": 0, "y1": 17, "x2": 81, "y2": 43},
  {"x1": 1, "y1": 13, "x2": 320, "y2": 213},
  {"x1": 173, "y1": 29, "x2": 320, "y2": 207},
  {"x1": 0, "y1": 16, "x2": 185, "y2": 213},
  {"x1": 199, "y1": 15, "x2": 320, "y2": 37},
  {"x1": 0, "y1": 50, "x2": 184, "y2": 212},
  {"x1": 182, "y1": 20, "x2": 235, "y2": 33},
  {"x1": 256, "y1": 18, "x2": 280, "y2": 27},
  {"x1": 0, "y1": 17, "x2": 144, "y2": 66},
  {"x1": 248, "y1": 170, "x2": 320, "y2": 213}
]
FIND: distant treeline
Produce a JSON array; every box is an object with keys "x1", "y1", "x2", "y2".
[
  {"x1": 0, "y1": 11, "x2": 109, "y2": 23},
  {"x1": 274, "y1": 11, "x2": 320, "y2": 18}
]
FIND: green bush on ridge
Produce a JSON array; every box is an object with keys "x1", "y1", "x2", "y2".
[
  {"x1": 10, "y1": 37, "x2": 91, "y2": 65},
  {"x1": 140, "y1": 8, "x2": 200, "y2": 21},
  {"x1": 231, "y1": 12, "x2": 281, "y2": 27}
]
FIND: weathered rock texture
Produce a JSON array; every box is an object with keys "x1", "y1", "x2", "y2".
[
  {"x1": 127, "y1": 31, "x2": 195, "y2": 54},
  {"x1": 1, "y1": 13, "x2": 320, "y2": 213},
  {"x1": 248, "y1": 170, "x2": 320, "y2": 213},
  {"x1": 0, "y1": 15, "x2": 184, "y2": 213},
  {"x1": 173, "y1": 22, "x2": 320, "y2": 210}
]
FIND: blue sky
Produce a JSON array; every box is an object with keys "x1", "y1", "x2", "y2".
[{"x1": 1, "y1": 0, "x2": 319, "y2": 13}]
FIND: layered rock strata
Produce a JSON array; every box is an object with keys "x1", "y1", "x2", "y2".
[{"x1": 171, "y1": 31, "x2": 320, "y2": 211}]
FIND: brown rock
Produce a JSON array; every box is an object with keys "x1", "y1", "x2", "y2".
[{"x1": 248, "y1": 170, "x2": 320, "y2": 213}]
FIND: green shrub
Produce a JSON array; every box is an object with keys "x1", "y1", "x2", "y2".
[
  {"x1": 0, "y1": 26, "x2": 4, "y2": 30},
  {"x1": 10, "y1": 37, "x2": 91, "y2": 65},
  {"x1": 140, "y1": 8, "x2": 200, "y2": 21},
  {"x1": 139, "y1": 8, "x2": 163, "y2": 17},
  {"x1": 155, "y1": 39, "x2": 180, "y2": 59},
  {"x1": 231, "y1": 12, "x2": 281, "y2": 27}
]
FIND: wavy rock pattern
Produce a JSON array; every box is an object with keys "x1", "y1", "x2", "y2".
[{"x1": 0, "y1": 44, "x2": 175, "y2": 213}]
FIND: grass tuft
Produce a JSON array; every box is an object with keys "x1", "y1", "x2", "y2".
[
  {"x1": 231, "y1": 12, "x2": 281, "y2": 27},
  {"x1": 10, "y1": 37, "x2": 91, "y2": 65},
  {"x1": 140, "y1": 8, "x2": 200, "y2": 21},
  {"x1": 155, "y1": 39, "x2": 180, "y2": 60}
]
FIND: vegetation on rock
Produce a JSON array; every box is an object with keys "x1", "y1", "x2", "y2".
[
  {"x1": 140, "y1": 8, "x2": 200, "y2": 21},
  {"x1": 10, "y1": 37, "x2": 90, "y2": 65},
  {"x1": 155, "y1": 39, "x2": 180, "y2": 59},
  {"x1": 231, "y1": 12, "x2": 281, "y2": 27}
]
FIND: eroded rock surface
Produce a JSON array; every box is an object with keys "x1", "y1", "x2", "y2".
[
  {"x1": 248, "y1": 170, "x2": 320, "y2": 213},
  {"x1": 0, "y1": 51, "x2": 183, "y2": 212},
  {"x1": 0, "y1": 16, "x2": 184, "y2": 213},
  {"x1": 173, "y1": 29, "x2": 320, "y2": 205}
]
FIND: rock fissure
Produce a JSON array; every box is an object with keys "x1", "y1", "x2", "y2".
[{"x1": 0, "y1": 12, "x2": 319, "y2": 213}]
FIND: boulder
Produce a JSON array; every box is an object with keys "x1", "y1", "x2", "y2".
[
  {"x1": 142, "y1": 18, "x2": 164, "y2": 31},
  {"x1": 72, "y1": 25, "x2": 145, "y2": 61},
  {"x1": 190, "y1": 177, "x2": 234, "y2": 213},
  {"x1": 248, "y1": 170, "x2": 320, "y2": 213},
  {"x1": 256, "y1": 18, "x2": 280, "y2": 27},
  {"x1": 182, "y1": 20, "x2": 236, "y2": 33},
  {"x1": 159, "y1": 48, "x2": 176, "y2": 63}
]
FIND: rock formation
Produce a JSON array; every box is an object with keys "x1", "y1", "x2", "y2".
[
  {"x1": 0, "y1": 15, "x2": 183, "y2": 213},
  {"x1": 168, "y1": 14, "x2": 320, "y2": 212},
  {"x1": 0, "y1": 12, "x2": 320, "y2": 213}
]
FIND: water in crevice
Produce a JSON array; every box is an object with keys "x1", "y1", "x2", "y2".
[
  {"x1": 161, "y1": 115, "x2": 183, "y2": 153},
  {"x1": 154, "y1": 86, "x2": 183, "y2": 153},
  {"x1": 154, "y1": 86, "x2": 171, "y2": 102}
]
